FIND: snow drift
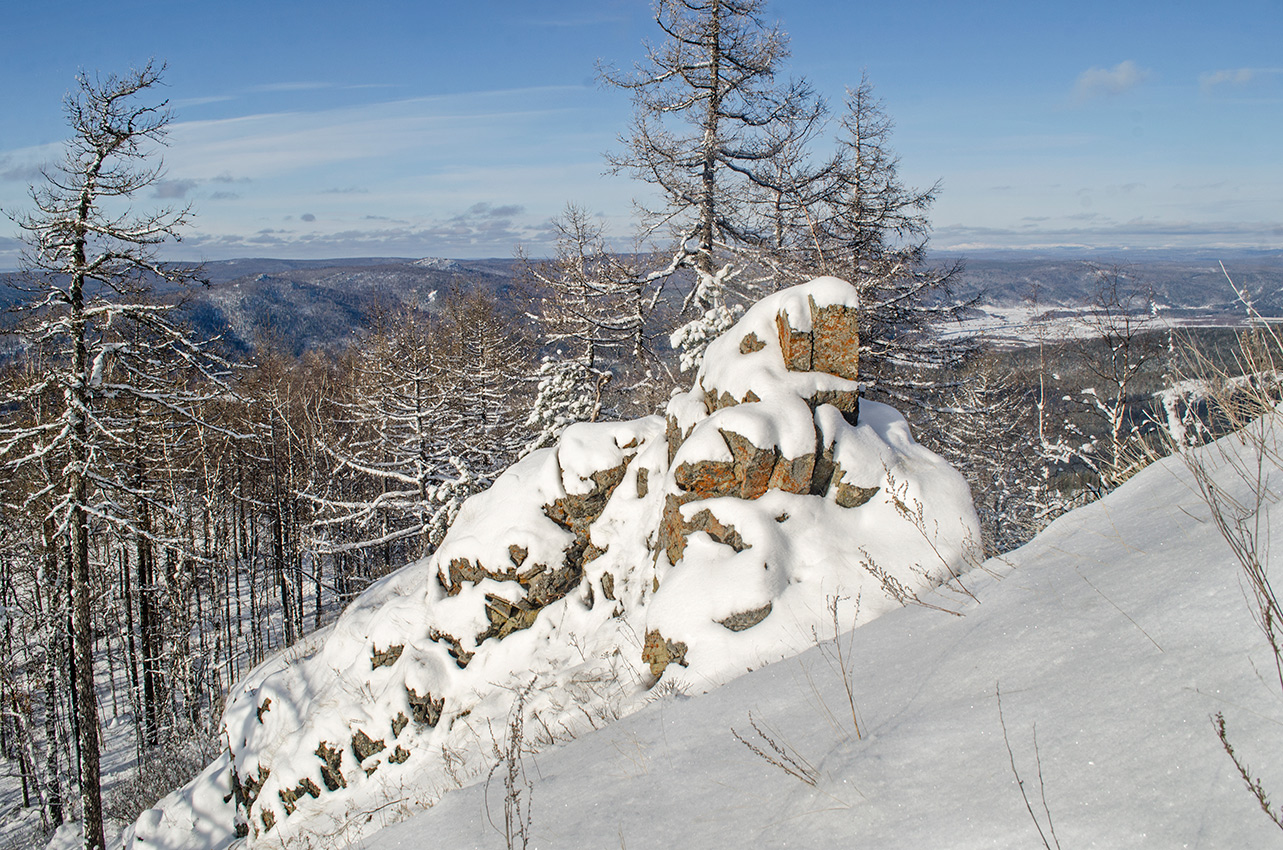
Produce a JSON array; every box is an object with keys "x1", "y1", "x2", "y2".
[
  {"x1": 123, "y1": 277, "x2": 981, "y2": 849},
  {"x1": 361, "y1": 402, "x2": 1283, "y2": 850}
]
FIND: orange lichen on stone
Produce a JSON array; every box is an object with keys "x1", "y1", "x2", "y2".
[
  {"x1": 775, "y1": 310, "x2": 813, "y2": 372},
  {"x1": 808, "y1": 296, "x2": 859, "y2": 380},
  {"x1": 642, "y1": 629, "x2": 689, "y2": 678}
]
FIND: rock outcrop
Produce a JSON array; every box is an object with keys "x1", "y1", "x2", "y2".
[{"x1": 124, "y1": 277, "x2": 982, "y2": 850}]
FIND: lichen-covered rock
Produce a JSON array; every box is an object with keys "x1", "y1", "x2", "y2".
[
  {"x1": 776, "y1": 309, "x2": 814, "y2": 372},
  {"x1": 406, "y1": 686, "x2": 444, "y2": 727},
  {"x1": 352, "y1": 730, "x2": 385, "y2": 763},
  {"x1": 809, "y1": 298, "x2": 860, "y2": 380},
  {"x1": 659, "y1": 496, "x2": 752, "y2": 564},
  {"x1": 371, "y1": 644, "x2": 403, "y2": 669},
  {"x1": 278, "y1": 778, "x2": 320, "y2": 815},
  {"x1": 673, "y1": 455, "x2": 740, "y2": 497},
  {"x1": 314, "y1": 743, "x2": 345, "y2": 792},
  {"x1": 480, "y1": 593, "x2": 541, "y2": 641},
  {"x1": 645, "y1": 279, "x2": 979, "y2": 688},
  {"x1": 718, "y1": 602, "x2": 773, "y2": 632},
  {"x1": 697, "y1": 277, "x2": 864, "y2": 416},
  {"x1": 543, "y1": 460, "x2": 632, "y2": 537},
  {"x1": 236, "y1": 765, "x2": 269, "y2": 809},
  {"x1": 642, "y1": 629, "x2": 689, "y2": 678}
]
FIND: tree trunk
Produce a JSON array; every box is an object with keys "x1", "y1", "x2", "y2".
[
  {"x1": 137, "y1": 516, "x2": 162, "y2": 748},
  {"x1": 39, "y1": 519, "x2": 65, "y2": 828},
  {"x1": 71, "y1": 499, "x2": 104, "y2": 850},
  {"x1": 69, "y1": 231, "x2": 106, "y2": 848},
  {"x1": 698, "y1": 0, "x2": 722, "y2": 281}
]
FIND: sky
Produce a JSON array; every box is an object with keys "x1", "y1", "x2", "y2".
[{"x1": 1, "y1": 0, "x2": 1281, "y2": 268}]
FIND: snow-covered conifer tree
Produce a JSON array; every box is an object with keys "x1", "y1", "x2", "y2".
[
  {"x1": 522, "y1": 206, "x2": 669, "y2": 439},
  {"x1": 601, "y1": 0, "x2": 823, "y2": 369},
  {"x1": 771, "y1": 74, "x2": 971, "y2": 405}
]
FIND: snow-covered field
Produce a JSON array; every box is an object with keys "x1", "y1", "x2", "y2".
[
  {"x1": 356, "y1": 424, "x2": 1283, "y2": 849},
  {"x1": 949, "y1": 303, "x2": 1249, "y2": 347}
]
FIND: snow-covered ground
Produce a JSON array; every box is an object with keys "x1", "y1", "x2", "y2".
[
  {"x1": 20, "y1": 277, "x2": 1283, "y2": 849},
  {"x1": 948, "y1": 303, "x2": 1248, "y2": 348},
  {"x1": 354, "y1": 424, "x2": 1283, "y2": 849}
]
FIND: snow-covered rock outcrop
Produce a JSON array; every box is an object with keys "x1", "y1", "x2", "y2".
[{"x1": 124, "y1": 277, "x2": 981, "y2": 849}]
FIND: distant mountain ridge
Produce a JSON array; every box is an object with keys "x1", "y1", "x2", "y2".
[
  {"x1": 173, "y1": 257, "x2": 523, "y2": 355},
  {"x1": 4, "y1": 251, "x2": 1282, "y2": 356}
]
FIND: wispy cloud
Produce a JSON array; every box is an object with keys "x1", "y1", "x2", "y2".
[
  {"x1": 0, "y1": 236, "x2": 23, "y2": 270},
  {"x1": 1199, "y1": 67, "x2": 1283, "y2": 93},
  {"x1": 936, "y1": 217, "x2": 1283, "y2": 251},
  {"x1": 173, "y1": 94, "x2": 237, "y2": 109},
  {"x1": 250, "y1": 82, "x2": 334, "y2": 93},
  {"x1": 466, "y1": 202, "x2": 525, "y2": 219},
  {"x1": 162, "y1": 86, "x2": 598, "y2": 181},
  {"x1": 179, "y1": 201, "x2": 556, "y2": 260},
  {"x1": 0, "y1": 153, "x2": 47, "y2": 183},
  {"x1": 1073, "y1": 60, "x2": 1152, "y2": 103}
]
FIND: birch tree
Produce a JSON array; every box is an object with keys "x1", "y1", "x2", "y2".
[{"x1": 1067, "y1": 266, "x2": 1165, "y2": 489}]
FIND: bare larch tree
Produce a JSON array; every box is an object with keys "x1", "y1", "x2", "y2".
[
  {"x1": 601, "y1": 0, "x2": 823, "y2": 368},
  {"x1": 0, "y1": 62, "x2": 219, "y2": 850}
]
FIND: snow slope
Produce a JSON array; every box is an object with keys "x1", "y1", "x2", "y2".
[
  {"x1": 122, "y1": 278, "x2": 980, "y2": 849},
  {"x1": 358, "y1": 425, "x2": 1283, "y2": 849}
]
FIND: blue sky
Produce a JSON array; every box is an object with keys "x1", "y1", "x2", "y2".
[{"x1": 1, "y1": 0, "x2": 1280, "y2": 267}]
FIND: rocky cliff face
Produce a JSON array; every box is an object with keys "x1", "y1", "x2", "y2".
[{"x1": 125, "y1": 277, "x2": 982, "y2": 850}]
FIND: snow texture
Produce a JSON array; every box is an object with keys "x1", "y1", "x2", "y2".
[
  {"x1": 120, "y1": 278, "x2": 981, "y2": 849},
  {"x1": 358, "y1": 413, "x2": 1283, "y2": 849}
]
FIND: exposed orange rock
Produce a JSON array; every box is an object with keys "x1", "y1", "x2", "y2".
[
  {"x1": 775, "y1": 309, "x2": 813, "y2": 372},
  {"x1": 642, "y1": 629, "x2": 689, "y2": 678},
  {"x1": 809, "y1": 297, "x2": 860, "y2": 380}
]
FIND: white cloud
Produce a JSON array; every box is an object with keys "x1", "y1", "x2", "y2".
[
  {"x1": 178, "y1": 207, "x2": 555, "y2": 260},
  {"x1": 1073, "y1": 60, "x2": 1152, "y2": 102},
  {"x1": 161, "y1": 86, "x2": 599, "y2": 181},
  {"x1": 1200, "y1": 67, "x2": 1283, "y2": 93},
  {"x1": 0, "y1": 236, "x2": 23, "y2": 271},
  {"x1": 250, "y1": 81, "x2": 334, "y2": 93},
  {"x1": 172, "y1": 94, "x2": 237, "y2": 109},
  {"x1": 934, "y1": 218, "x2": 1283, "y2": 252}
]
